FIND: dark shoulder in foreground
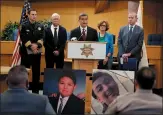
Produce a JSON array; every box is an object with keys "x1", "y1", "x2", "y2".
[
  {"x1": 26, "y1": 92, "x2": 48, "y2": 101},
  {"x1": 70, "y1": 27, "x2": 79, "y2": 32},
  {"x1": 59, "y1": 25, "x2": 67, "y2": 31},
  {"x1": 88, "y1": 26, "x2": 97, "y2": 32},
  {"x1": 71, "y1": 94, "x2": 85, "y2": 104}
]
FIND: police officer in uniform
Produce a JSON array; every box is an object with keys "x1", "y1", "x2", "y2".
[{"x1": 20, "y1": 9, "x2": 44, "y2": 93}]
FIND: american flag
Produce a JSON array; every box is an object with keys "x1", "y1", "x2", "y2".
[{"x1": 11, "y1": 0, "x2": 31, "y2": 67}]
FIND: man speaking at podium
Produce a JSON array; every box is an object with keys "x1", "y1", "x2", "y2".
[{"x1": 70, "y1": 13, "x2": 98, "y2": 41}]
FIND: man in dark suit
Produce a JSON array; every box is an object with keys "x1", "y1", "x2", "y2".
[
  {"x1": 20, "y1": 9, "x2": 44, "y2": 93},
  {"x1": 0, "y1": 65, "x2": 55, "y2": 115},
  {"x1": 43, "y1": 13, "x2": 67, "y2": 68},
  {"x1": 117, "y1": 12, "x2": 144, "y2": 69},
  {"x1": 48, "y1": 71, "x2": 85, "y2": 115},
  {"x1": 70, "y1": 13, "x2": 98, "y2": 41}
]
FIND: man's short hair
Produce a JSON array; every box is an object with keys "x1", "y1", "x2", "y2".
[
  {"x1": 136, "y1": 67, "x2": 156, "y2": 90},
  {"x1": 58, "y1": 70, "x2": 76, "y2": 85},
  {"x1": 92, "y1": 72, "x2": 119, "y2": 99},
  {"x1": 28, "y1": 8, "x2": 37, "y2": 15},
  {"x1": 7, "y1": 65, "x2": 28, "y2": 87},
  {"x1": 79, "y1": 13, "x2": 88, "y2": 20}
]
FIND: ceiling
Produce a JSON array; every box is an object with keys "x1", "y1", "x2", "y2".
[{"x1": 2, "y1": 0, "x2": 91, "y2": 2}]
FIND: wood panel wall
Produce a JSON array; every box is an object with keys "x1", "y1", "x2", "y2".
[
  {"x1": 143, "y1": 1, "x2": 163, "y2": 43},
  {"x1": 1, "y1": 0, "x2": 128, "y2": 43}
]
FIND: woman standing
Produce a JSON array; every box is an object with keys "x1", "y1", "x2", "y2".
[{"x1": 97, "y1": 20, "x2": 114, "y2": 69}]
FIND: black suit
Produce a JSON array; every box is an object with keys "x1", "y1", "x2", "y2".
[
  {"x1": 70, "y1": 26, "x2": 98, "y2": 41},
  {"x1": 43, "y1": 25, "x2": 67, "y2": 68},
  {"x1": 49, "y1": 94, "x2": 85, "y2": 114},
  {"x1": 20, "y1": 21, "x2": 44, "y2": 93}
]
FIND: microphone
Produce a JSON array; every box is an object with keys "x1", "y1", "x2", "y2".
[{"x1": 70, "y1": 33, "x2": 83, "y2": 41}]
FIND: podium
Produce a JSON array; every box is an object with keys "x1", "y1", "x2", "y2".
[{"x1": 67, "y1": 41, "x2": 106, "y2": 113}]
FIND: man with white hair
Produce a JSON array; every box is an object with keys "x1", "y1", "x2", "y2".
[{"x1": 43, "y1": 13, "x2": 67, "y2": 68}]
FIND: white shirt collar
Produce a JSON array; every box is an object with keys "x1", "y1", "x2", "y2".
[
  {"x1": 59, "y1": 95, "x2": 69, "y2": 101},
  {"x1": 57, "y1": 95, "x2": 70, "y2": 113},
  {"x1": 80, "y1": 26, "x2": 87, "y2": 33},
  {"x1": 51, "y1": 24, "x2": 59, "y2": 30},
  {"x1": 129, "y1": 24, "x2": 135, "y2": 30},
  {"x1": 51, "y1": 25, "x2": 59, "y2": 36}
]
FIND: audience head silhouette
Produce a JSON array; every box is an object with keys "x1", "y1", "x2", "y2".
[
  {"x1": 6, "y1": 65, "x2": 28, "y2": 89},
  {"x1": 135, "y1": 67, "x2": 156, "y2": 90}
]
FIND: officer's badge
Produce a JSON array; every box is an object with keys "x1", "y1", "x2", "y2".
[
  {"x1": 26, "y1": 29, "x2": 30, "y2": 32},
  {"x1": 38, "y1": 27, "x2": 41, "y2": 30}
]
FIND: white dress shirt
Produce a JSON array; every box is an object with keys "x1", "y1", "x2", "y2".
[
  {"x1": 51, "y1": 25, "x2": 59, "y2": 37},
  {"x1": 57, "y1": 95, "x2": 69, "y2": 113},
  {"x1": 129, "y1": 24, "x2": 135, "y2": 32},
  {"x1": 80, "y1": 26, "x2": 87, "y2": 36}
]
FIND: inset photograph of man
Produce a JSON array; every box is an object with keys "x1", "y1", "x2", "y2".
[
  {"x1": 91, "y1": 69, "x2": 134, "y2": 114},
  {"x1": 43, "y1": 69, "x2": 86, "y2": 114}
]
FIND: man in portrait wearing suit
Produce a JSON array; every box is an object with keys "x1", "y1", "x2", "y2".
[
  {"x1": 117, "y1": 12, "x2": 144, "y2": 69},
  {"x1": 0, "y1": 65, "x2": 55, "y2": 115},
  {"x1": 105, "y1": 67, "x2": 162, "y2": 115},
  {"x1": 43, "y1": 13, "x2": 67, "y2": 68},
  {"x1": 70, "y1": 13, "x2": 98, "y2": 41},
  {"x1": 48, "y1": 71, "x2": 85, "y2": 115}
]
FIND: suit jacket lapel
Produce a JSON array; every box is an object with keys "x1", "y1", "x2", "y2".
[
  {"x1": 48, "y1": 26, "x2": 54, "y2": 38},
  {"x1": 77, "y1": 27, "x2": 83, "y2": 40},
  {"x1": 54, "y1": 94, "x2": 60, "y2": 113},
  {"x1": 86, "y1": 27, "x2": 90, "y2": 41},
  {"x1": 58, "y1": 26, "x2": 62, "y2": 40},
  {"x1": 62, "y1": 95, "x2": 73, "y2": 114}
]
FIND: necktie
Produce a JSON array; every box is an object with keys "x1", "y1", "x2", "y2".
[
  {"x1": 82, "y1": 28, "x2": 86, "y2": 41},
  {"x1": 53, "y1": 28, "x2": 58, "y2": 45},
  {"x1": 57, "y1": 98, "x2": 63, "y2": 115},
  {"x1": 128, "y1": 26, "x2": 133, "y2": 39},
  {"x1": 126, "y1": 26, "x2": 133, "y2": 52}
]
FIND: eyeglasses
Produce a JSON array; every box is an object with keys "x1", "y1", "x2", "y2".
[{"x1": 100, "y1": 25, "x2": 106, "y2": 27}]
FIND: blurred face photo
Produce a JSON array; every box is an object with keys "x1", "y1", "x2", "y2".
[
  {"x1": 28, "y1": 11, "x2": 37, "y2": 22},
  {"x1": 51, "y1": 15, "x2": 60, "y2": 26},
  {"x1": 92, "y1": 76, "x2": 119, "y2": 105},
  {"x1": 128, "y1": 13, "x2": 137, "y2": 25},
  {"x1": 79, "y1": 16, "x2": 88, "y2": 28},
  {"x1": 58, "y1": 76, "x2": 76, "y2": 97}
]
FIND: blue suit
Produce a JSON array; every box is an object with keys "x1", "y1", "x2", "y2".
[{"x1": 98, "y1": 32, "x2": 114, "y2": 69}]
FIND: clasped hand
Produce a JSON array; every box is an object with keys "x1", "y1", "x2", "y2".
[
  {"x1": 31, "y1": 43, "x2": 38, "y2": 54},
  {"x1": 122, "y1": 53, "x2": 131, "y2": 63}
]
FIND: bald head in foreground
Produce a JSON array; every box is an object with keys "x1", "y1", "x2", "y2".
[
  {"x1": 0, "y1": 65, "x2": 55, "y2": 115},
  {"x1": 105, "y1": 67, "x2": 162, "y2": 115}
]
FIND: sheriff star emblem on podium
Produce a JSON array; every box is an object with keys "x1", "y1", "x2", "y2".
[{"x1": 80, "y1": 44, "x2": 94, "y2": 57}]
